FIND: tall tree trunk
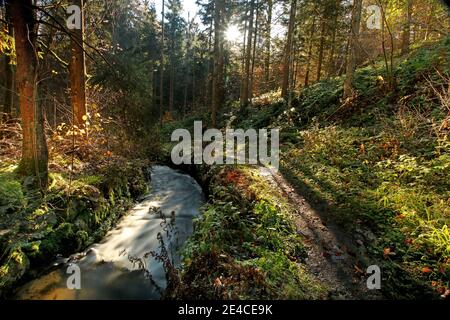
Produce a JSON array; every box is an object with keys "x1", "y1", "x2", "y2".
[
  {"x1": 424, "y1": 4, "x2": 433, "y2": 41},
  {"x1": 292, "y1": 48, "x2": 299, "y2": 90},
  {"x1": 379, "y1": 1, "x2": 396, "y2": 91},
  {"x1": 169, "y1": 15, "x2": 175, "y2": 117},
  {"x1": 69, "y1": 0, "x2": 87, "y2": 126},
  {"x1": 185, "y1": 16, "x2": 192, "y2": 115},
  {"x1": 250, "y1": 0, "x2": 260, "y2": 103},
  {"x1": 206, "y1": 18, "x2": 213, "y2": 107},
  {"x1": 327, "y1": 10, "x2": 338, "y2": 79},
  {"x1": 169, "y1": 62, "x2": 174, "y2": 116},
  {"x1": 281, "y1": 0, "x2": 297, "y2": 100},
  {"x1": 212, "y1": 0, "x2": 225, "y2": 127},
  {"x1": 159, "y1": 0, "x2": 165, "y2": 126},
  {"x1": 149, "y1": 60, "x2": 154, "y2": 110},
  {"x1": 304, "y1": 15, "x2": 316, "y2": 87},
  {"x1": 240, "y1": 8, "x2": 248, "y2": 103},
  {"x1": 241, "y1": 0, "x2": 255, "y2": 108},
  {"x1": 192, "y1": 58, "x2": 196, "y2": 112},
  {"x1": 401, "y1": 0, "x2": 413, "y2": 55},
  {"x1": 3, "y1": 3, "x2": 15, "y2": 121},
  {"x1": 264, "y1": 0, "x2": 272, "y2": 90},
  {"x1": 218, "y1": 20, "x2": 225, "y2": 108},
  {"x1": 192, "y1": 26, "x2": 197, "y2": 112},
  {"x1": 343, "y1": 0, "x2": 362, "y2": 99},
  {"x1": 183, "y1": 81, "x2": 188, "y2": 114},
  {"x1": 10, "y1": 0, "x2": 48, "y2": 189},
  {"x1": 316, "y1": 18, "x2": 327, "y2": 82},
  {"x1": 288, "y1": 35, "x2": 296, "y2": 99}
]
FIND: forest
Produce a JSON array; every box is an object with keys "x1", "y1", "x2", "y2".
[{"x1": 0, "y1": 0, "x2": 449, "y2": 301}]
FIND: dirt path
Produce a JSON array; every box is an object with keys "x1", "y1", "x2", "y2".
[{"x1": 259, "y1": 167, "x2": 383, "y2": 300}]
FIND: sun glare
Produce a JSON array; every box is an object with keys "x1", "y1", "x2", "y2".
[{"x1": 225, "y1": 25, "x2": 242, "y2": 43}]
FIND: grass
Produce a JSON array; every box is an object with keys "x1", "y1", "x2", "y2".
[{"x1": 225, "y1": 38, "x2": 449, "y2": 299}]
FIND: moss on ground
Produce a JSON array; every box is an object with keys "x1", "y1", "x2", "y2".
[{"x1": 0, "y1": 159, "x2": 149, "y2": 297}]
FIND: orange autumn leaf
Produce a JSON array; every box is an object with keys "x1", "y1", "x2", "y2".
[
  {"x1": 421, "y1": 266, "x2": 432, "y2": 274},
  {"x1": 359, "y1": 143, "x2": 365, "y2": 154},
  {"x1": 383, "y1": 248, "x2": 395, "y2": 259},
  {"x1": 214, "y1": 278, "x2": 223, "y2": 288}
]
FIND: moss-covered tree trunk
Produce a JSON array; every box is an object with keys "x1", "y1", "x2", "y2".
[{"x1": 10, "y1": 0, "x2": 48, "y2": 189}]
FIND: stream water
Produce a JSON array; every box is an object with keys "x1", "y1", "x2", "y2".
[{"x1": 15, "y1": 166, "x2": 205, "y2": 300}]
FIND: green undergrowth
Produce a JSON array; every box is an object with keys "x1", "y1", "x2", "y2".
[
  {"x1": 280, "y1": 126, "x2": 448, "y2": 299},
  {"x1": 228, "y1": 39, "x2": 449, "y2": 299},
  {"x1": 0, "y1": 158, "x2": 149, "y2": 297},
  {"x1": 166, "y1": 165, "x2": 326, "y2": 300}
]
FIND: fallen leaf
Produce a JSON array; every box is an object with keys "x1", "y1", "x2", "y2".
[
  {"x1": 437, "y1": 286, "x2": 446, "y2": 295},
  {"x1": 354, "y1": 265, "x2": 364, "y2": 274},
  {"x1": 421, "y1": 266, "x2": 432, "y2": 274},
  {"x1": 383, "y1": 247, "x2": 395, "y2": 259},
  {"x1": 359, "y1": 143, "x2": 365, "y2": 154},
  {"x1": 214, "y1": 278, "x2": 223, "y2": 288},
  {"x1": 404, "y1": 238, "x2": 413, "y2": 245}
]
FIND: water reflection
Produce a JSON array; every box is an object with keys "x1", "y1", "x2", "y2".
[{"x1": 16, "y1": 166, "x2": 205, "y2": 300}]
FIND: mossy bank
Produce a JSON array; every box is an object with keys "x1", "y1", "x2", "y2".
[
  {"x1": 163, "y1": 164, "x2": 326, "y2": 300},
  {"x1": 0, "y1": 158, "x2": 149, "y2": 298}
]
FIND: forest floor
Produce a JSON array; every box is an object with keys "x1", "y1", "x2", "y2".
[
  {"x1": 259, "y1": 166, "x2": 382, "y2": 299},
  {"x1": 0, "y1": 39, "x2": 448, "y2": 300},
  {"x1": 165, "y1": 38, "x2": 449, "y2": 300}
]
